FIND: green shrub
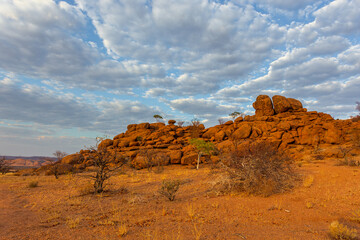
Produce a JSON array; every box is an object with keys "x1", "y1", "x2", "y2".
[{"x1": 159, "y1": 179, "x2": 181, "y2": 201}]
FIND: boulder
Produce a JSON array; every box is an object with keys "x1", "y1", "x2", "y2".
[
  {"x1": 136, "y1": 123, "x2": 150, "y2": 130},
  {"x1": 288, "y1": 98, "x2": 303, "y2": 110},
  {"x1": 253, "y1": 95, "x2": 275, "y2": 117},
  {"x1": 61, "y1": 153, "x2": 82, "y2": 164},
  {"x1": 98, "y1": 139, "x2": 113, "y2": 150},
  {"x1": 169, "y1": 150, "x2": 183, "y2": 164},
  {"x1": 272, "y1": 95, "x2": 291, "y2": 114},
  {"x1": 168, "y1": 120, "x2": 176, "y2": 125},
  {"x1": 232, "y1": 124, "x2": 252, "y2": 139},
  {"x1": 215, "y1": 130, "x2": 226, "y2": 141},
  {"x1": 181, "y1": 153, "x2": 198, "y2": 165}
]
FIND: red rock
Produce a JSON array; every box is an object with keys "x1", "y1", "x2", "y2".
[
  {"x1": 168, "y1": 120, "x2": 176, "y2": 125},
  {"x1": 287, "y1": 98, "x2": 303, "y2": 110},
  {"x1": 169, "y1": 150, "x2": 182, "y2": 164},
  {"x1": 98, "y1": 139, "x2": 113, "y2": 150},
  {"x1": 202, "y1": 127, "x2": 219, "y2": 139},
  {"x1": 224, "y1": 120, "x2": 233, "y2": 125},
  {"x1": 136, "y1": 123, "x2": 150, "y2": 130},
  {"x1": 61, "y1": 153, "x2": 82, "y2": 164},
  {"x1": 181, "y1": 153, "x2": 198, "y2": 165},
  {"x1": 272, "y1": 95, "x2": 291, "y2": 114},
  {"x1": 129, "y1": 141, "x2": 139, "y2": 147},
  {"x1": 253, "y1": 95, "x2": 274, "y2": 117},
  {"x1": 215, "y1": 130, "x2": 226, "y2": 141},
  {"x1": 127, "y1": 124, "x2": 137, "y2": 132},
  {"x1": 232, "y1": 124, "x2": 252, "y2": 139},
  {"x1": 150, "y1": 122, "x2": 165, "y2": 130}
]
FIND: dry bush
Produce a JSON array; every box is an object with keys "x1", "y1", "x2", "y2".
[
  {"x1": 329, "y1": 221, "x2": 357, "y2": 240},
  {"x1": 159, "y1": 179, "x2": 181, "y2": 201},
  {"x1": 336, "y1": 147, "x2": 360, "y2": 166},
  {"x1": 0, "y1": 156, "x2": 11, "y2": 174},
  {"x1": 189, "y1": 118, "x2": 202, "y2": 138},
  {"x1": 46, "y1": 163, "x2": 74, "y2": 177},
  {"x1": 28, "y1": 181, "x2": 39, "y2": 188},
  {"x1": 218, "y1": 141, "x2": 297, "y2": 196}
]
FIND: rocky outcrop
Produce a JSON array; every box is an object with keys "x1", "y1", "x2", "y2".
[
  {"x1": 253, "y1": 95, "x2": 274, "y2": 117},
  {"x1": 73, "y1": 95, "x2": 359, "y2": 169}
]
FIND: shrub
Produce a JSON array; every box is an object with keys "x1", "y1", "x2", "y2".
[
  {"x1": 159, "y1": 179, "x2": 181, "y2": 201},
  {"x1": 0, "y1": 156, "x2": 10, "y2": 174},
  {"x1": 219, "y1": 141, "x2": 297, "y2": 196},
  {"x1": 28, "y1": 181, "x2": 39, "y2": 188},
  {"x1": 189, "y1": 138, "x2": 216, "y2": 170},
  {"x1": 329, "y1": 221, "x2": 357, "y2": 240}
]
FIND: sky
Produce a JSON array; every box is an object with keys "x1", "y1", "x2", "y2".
[{"x1": 0, "y1": 0, "x2": 360, "y2": 156}]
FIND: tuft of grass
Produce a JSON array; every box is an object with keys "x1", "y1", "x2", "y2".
[
  {"x1": 66, "y1": 217, "x2": 81, "y2": 229},
  {"x1": 28, "y1": 181, "x2": 38, "y2": 188},
  {"x1": 158, "y1": 179, "x2": 181, "y2": 201},
  {"x1": 303, "y1": 175, "x2": 314, "y2": 188},
  {"x1": 329, "y1": 221, "x2": 357, "y2": 240},
  {"x1": 117, "y1": 223, "x2": 128, "y2": 237},
  {"x1": 350, "y1": 209, "x2": 360, "y2": 223}
]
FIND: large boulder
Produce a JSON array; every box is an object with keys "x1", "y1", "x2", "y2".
[
  {"x1": 169, "y1": 150, "x2": 182, "y2": 164},
  {"x1": 272, "y1": 95, "x2": 291, "y2": 114},
  {"x1": 253, "y1": 95, "x2": 275, "y2": 117},
  {"x1": 61, "y1": 153, "x2": 83, "y2": 164},
  {"x1": 232, "y1": 124, "x2": 252, "y2": 139},
  {"x1": 98, "y1": 139, "x2": 113, "y2": 150},
  {"x1": 181, "y1": 153, "x2": 198, "y2": 165},
  {"x1": 287, "y1": 98, "x2": 303, "y2": 110}
]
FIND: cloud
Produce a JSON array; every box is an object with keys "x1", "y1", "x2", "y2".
[
  {"x1": 0, "y1": 78, "x2": 98, "y2": 127},
  {"x1": 77, "y1": 0, "x2": 285, "y2": 91},
  {"x1": 169, "y1": 97, "x2": 237, "y2": 120}
]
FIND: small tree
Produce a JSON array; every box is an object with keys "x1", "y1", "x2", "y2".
[
  {"x1": 189, "y1": 138, "x2": 216, "y2": 170},
  {"x1": 229, "y1": 111, "x2": 243, "y2": 119},
  {"x1": 88, "y1": 138, "x2": 127, "y2": 193},
  {"x1": 153, "y1": 114, "x2": 163, "y2": 122},
  {"x1": 218, "y1": 118, "x2": 225, "y2": 125},
  {"x1": 0, "y1": 156, "x2": 10, "y2": 175},
  {"x1": 51, "y1": 151, "x2": 68, "y2": 179}
]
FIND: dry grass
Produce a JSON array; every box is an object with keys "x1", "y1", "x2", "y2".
[
  {"x1": 303, "y1": 175, "x2": 314, "y2": 188},
  {"x1": 329, "y1": 221, "x2": 358, "y2": 240},
  {"x1": 2, "y1": 160, "x2": 360, "y2": 239}
]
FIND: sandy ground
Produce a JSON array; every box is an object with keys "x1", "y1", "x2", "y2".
[{"x1": 1, "y1": 158, "x2": 360, "y2": 240}]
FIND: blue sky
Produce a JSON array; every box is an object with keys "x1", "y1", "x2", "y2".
[{"x1": 0, "y1": 0, "x2": 359, "y2": 156}]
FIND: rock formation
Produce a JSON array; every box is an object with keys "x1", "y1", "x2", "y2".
[{"x1": 65, "y1": 95, "x2": 360, "y2": 169}]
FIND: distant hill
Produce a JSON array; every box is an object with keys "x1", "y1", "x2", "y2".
[{"x1": 2, "y1": 156, "x2": 56, "y2": 169}]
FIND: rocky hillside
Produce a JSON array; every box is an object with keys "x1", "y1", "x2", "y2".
[
  {"x1": 62, "y1": 95, "x2": 360, "y2": 169},
  {"x1": 5, "y1": 156, "x2": 55, "y2": 168}
]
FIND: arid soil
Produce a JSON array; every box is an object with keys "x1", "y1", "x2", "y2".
[{"x1": 1, "y1": 157, "x2": 360, "y2": 240}]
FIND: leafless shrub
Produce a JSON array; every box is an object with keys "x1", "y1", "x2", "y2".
[
  {"x1": 0, "y1": 156, "x2": 10, "y2": 175},
  {"x1": 189, "y1": 118, "x2": 202, "y2": 138},
  {"x1": 218, "y1": 118, "x2": 225, "y2": 125},
  {"x1": 177, "y1": 121, "x2": 185, "y2": 127},
  {"x1": 336, "y1": 147, "x2": 360, "y2": 166},
  {"x1": 87, "y1": 138, "x2": 128, "y2": 194},
  {"x1": 218, "y1": 141, "x2": 297, "y2": 196},
  {"x1": 50, "y1": 151, "x2": 68, "y2": 179}
]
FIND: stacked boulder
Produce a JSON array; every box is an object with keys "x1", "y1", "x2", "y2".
[{"x1": 65, "y1": 95, "x2": 360, "y2": 169}]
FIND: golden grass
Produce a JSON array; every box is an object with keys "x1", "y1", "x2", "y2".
[{"x1": 329, "y1": 221, "x2": 357, "y2": 240}]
